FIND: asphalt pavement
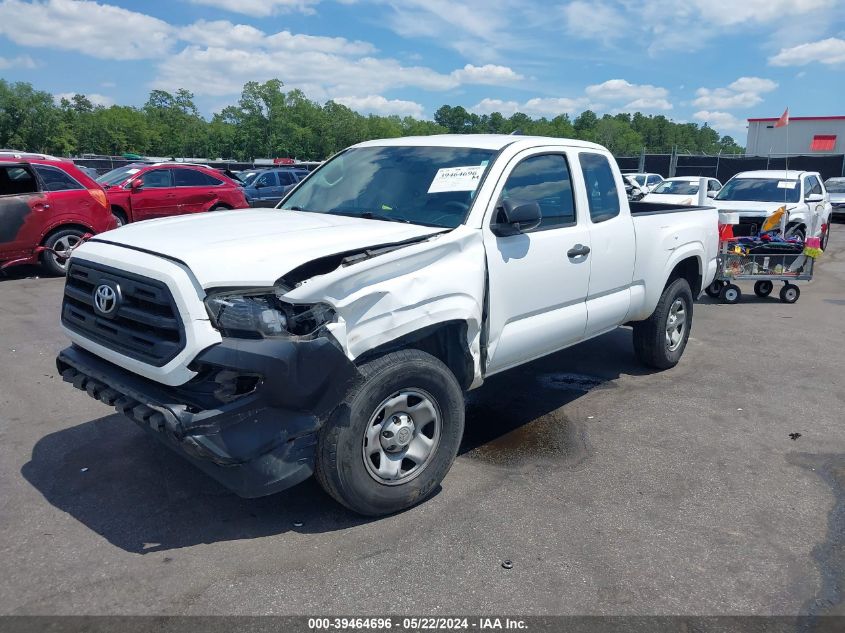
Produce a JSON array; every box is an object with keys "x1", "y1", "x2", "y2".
[{"x1": 1, "y1": 224, "x2": 844, "y2": 616}]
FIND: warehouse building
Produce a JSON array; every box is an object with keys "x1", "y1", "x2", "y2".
[{"x1": 746, "y1": 115, "x2": 845, "y2": 156}]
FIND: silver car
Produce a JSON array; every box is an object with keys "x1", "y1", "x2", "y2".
[{"x1": 825, "y1": 177, "x2": 845, "y2": 219}]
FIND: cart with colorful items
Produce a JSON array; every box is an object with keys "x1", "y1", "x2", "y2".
[{"x1": 705, "y1": 209, "x2": 823, "y2": 304}]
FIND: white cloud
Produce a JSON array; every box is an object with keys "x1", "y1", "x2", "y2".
[
  {"x1": 54, "y1": 92, "x2": 115, "y2": 107},
  {"x1": 691, "y1": 0, "x2": 834, "y2": 26},
  {"x1": 0, "y1": 0, "x2": 174, "y2": 60},
  {"x1": 769, "y1": 37, "x2": 845, "y2": 66},
  {"x1": 333, "y1": 95, "x2": 425, "y2": 118},
  {"x1": 585, "y1": 79, "x2": 672, "y2": 110},
  {"x1": 693, "y1": 110, "x2": 747, "y2": 136},
  {"x1": 187, "y1": 0, "x2": 320, "y2": 16},
  {"x1": 471, "y1": 96, "x2": 590, "y2": 117},
  {"x1": 693, "y1": 76, "x2": 778, "y2": 109},
  {"x1": 179, "y1": 20, "x2": 376, "y2": 55},
  {"x1": 562, "y1": 1, "x2": 624, "y2": 44},
  {"x1": 0, "y1": 54, "x2": 37, "y2": 69},
  {"x1": 451, "y1": 64, "x2": 523, "y2": 85}
]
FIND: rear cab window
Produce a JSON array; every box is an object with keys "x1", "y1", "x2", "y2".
[{"x1": 579, "y1": 153, "x2": 620, "y2": 223}]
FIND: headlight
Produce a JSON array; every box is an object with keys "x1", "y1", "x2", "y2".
[{"x1": 205, "y1": 288, "x2": 335, "y2": 339}]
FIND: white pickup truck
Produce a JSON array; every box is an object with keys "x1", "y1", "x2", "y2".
[{"x1": 56, "y1": 135, "x2": 718, "y2": 515}]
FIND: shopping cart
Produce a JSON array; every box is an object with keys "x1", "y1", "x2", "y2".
[{"x1": 705, "y1": 239, "x2": 814, "y2": 304}]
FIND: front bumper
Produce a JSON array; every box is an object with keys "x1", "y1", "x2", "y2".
[{"x1": 57, "y1": 336, "x2": 359, "y2": 498}]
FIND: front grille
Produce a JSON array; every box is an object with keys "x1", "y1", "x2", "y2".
[{"x1": 62, "y1": 261, "x2": 185, "y2": 367}]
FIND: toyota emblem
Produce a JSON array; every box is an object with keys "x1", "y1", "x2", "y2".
[{"x1": 93, "y1": 284, "x2": 119, "y2": 316}]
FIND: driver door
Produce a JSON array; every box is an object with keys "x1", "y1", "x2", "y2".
[
  {"x1": 483, "y1": 150, "x2": 591, "y2": 375},
  {"x1": 130, "y1": 169, "x2": 176, "y2": 221}
]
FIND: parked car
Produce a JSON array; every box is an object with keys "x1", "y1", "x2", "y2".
[
  {"x1": 642, "y1": 177, "x2": 722, "y2": 205},
  {"x1": 628, "y1": 172, "x2": 665, "y2": 193},
  {"x1": 712, "y1": 170, "x2": 833, "y2": 247},
  {"x1": 57, "y1": 134, "x2": 718, "y2": 516},
  {"x1": 76, "y1": 165, "x2": 101, "y2": 180},
  {"x1": 0, "y1": 155, "x2": 116, "y2": 275},
  {"x1": 244, "y1": 168, "x2": 309, "y2": 207},
  {"x1": 823, "y1": 177, "x2": 845, "y2": 219},
  {"x1": 95, "y1": 162, "x2": 247, "y2": 225},
  {"x1": 623, "y1": 175, "x2": 645, "y2": 201}
]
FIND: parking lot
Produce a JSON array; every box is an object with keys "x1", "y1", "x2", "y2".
[{"x1": 0, "y1": 224, "x2": 843, "y2": 617}]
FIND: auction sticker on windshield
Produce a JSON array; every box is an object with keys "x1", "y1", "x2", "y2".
[
  {"x1": 428, "y1": 166, "x2": 484, "y2": 193},
  {"x1": 777, "y1": 181, "x2": 797, "y2": 189}
]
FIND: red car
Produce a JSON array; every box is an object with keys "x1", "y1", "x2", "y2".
[
  {"x1": 0, "y1": 154, "x2": 117, "y2": 275},
  {"x1": 95, "y1": 163, "x2": 247, "y2": 225}
]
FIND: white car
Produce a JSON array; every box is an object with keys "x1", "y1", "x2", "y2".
[
  {"x1": 642, "y1": 177, "x2": 722, "y2": 206},
  {"x1": 56, "y1": 134, "x2": 718, "y2": 516},
  {"x1": 823, "y1": 177, "x2": 845, "y2": 219},
  {"x1": 713, "y1": 170, "x2": 833, "y2": 246},
  {"x1": 627, "y1": 172, "x2": 665, "y2": 193}
]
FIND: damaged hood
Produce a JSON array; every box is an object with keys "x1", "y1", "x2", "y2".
[{"x1": 89, "y1": 209, "x2": 444, "y2": 288}]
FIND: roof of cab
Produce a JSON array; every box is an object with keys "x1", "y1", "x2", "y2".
[{"x1": 352, "y1": 134, "x2": 607, "y2": 152}]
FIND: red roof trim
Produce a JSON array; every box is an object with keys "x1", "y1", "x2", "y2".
[{"x1": 748, "y1": 115, "x2": 845, "y2": 122}]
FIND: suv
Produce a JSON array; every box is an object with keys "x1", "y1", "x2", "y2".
[
  {"x1": 0, "y1": 154, "x2": 116, "y2": 275},
  {"x1": 244, "y1": 168, "x2": 309, "y2": 207},
  {"x1": 95, "y1": 163, "x2": 247, "y2": 225}
]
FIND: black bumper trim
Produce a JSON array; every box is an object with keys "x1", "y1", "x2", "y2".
[{"x1": 57, "y1": 337, "x2": 359, "y2": 498}]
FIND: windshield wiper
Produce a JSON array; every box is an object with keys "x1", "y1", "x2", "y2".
[{"x1": 357, "y1": 211, "x2": 410, "y2": 224}]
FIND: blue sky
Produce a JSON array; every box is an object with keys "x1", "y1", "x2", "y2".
[{"x1": 0, "y1": 0, "x2": 844, "y2": 144}]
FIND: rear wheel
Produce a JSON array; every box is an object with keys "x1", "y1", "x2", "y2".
[
  {"x1": 42, "y1": 228, "x2": 85, "y2": 276},
  {"x1": 315, "y1": 349, "x2": 465, "y2": 516},
  {"x1": 754, "y1": 280, "x2": 774, "y2": 297},
  {"x1": 210, "y1": 204, "x2": 230, "y2": 212},
  {"x1": 632, "y1": 277, "x2": 693, "y2": 370},
  {"x1": 720, "y1": 283, "x2": 741, "y2": 304},
  {"x1": 780, "y1": 283, "x2": 800, "y2": 303}
]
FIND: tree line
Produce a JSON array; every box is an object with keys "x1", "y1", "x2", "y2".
[{"x1": 0, "y1": 78, "x2": 744, "y2": 161}]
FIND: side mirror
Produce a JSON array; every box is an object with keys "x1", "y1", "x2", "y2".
[
  {"x1": 806, "y1": 193, "x2": 824, "y2": 202},
  {"x1": 129, "y1": 179, "x2": 143, "y2": 191},
  {"x1": 491, "y1": 199, "x2": 542, "y2": 237},
  {"x1": 706, "y1": 190, "x2": 717, "y2": 198}
]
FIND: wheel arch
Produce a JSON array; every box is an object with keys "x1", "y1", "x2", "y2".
[
  {"x1": 40, "y1": 223, "x2": 95, "y2": 245},
  {"x1": 355, "y1": 320, "x2": 475, "y2": 391},
  {"x1": 664, "y1": 254, "x2": 702, "y2": 298}
]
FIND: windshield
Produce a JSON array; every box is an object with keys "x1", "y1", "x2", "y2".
[
  {"x1": 280, "y1": 146, "x2": 496, "y2": 228},
  {"x1": 96, "y1": 164, "x2": 144, "y2": 187},
  {"x1": 651, "y1": 180, "x2": 698, "y2": 195},
  {"x1": 239, "y1": 171, "x2": 261, "y2": 186},
  {"x1": 633, "y1": 175, "x2": 646, "y2": 186},
  {"x1": 715, "y1": 178, "x2": 800, "y2": 203},
  {"x1": 824, "y1": 178, "x2": 845, "y2": 193}
]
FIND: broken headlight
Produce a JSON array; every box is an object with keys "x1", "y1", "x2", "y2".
[{"x1": 204, "y1": 289, "x2": 335, "y2": 339}]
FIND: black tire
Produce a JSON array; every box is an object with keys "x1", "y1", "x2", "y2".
[
  {"x1": 112, "y1": 208, "x2": 127, "y2": 227},
  {"x1": 315, "y1": 349, "x2": 465, "y2": 516},
  {"x1": 704, "y1": 280, "x2": 724, "y2": 298},
  {"x1": 210, "y1": 204, "x2": 230, "y2": 212},
  {"x1": 754, "y1": 280, "x2": 774, "y2": 297},
  {"x1": 632, "y1": 277, "x2": 694, "y2": 370},
  {"x1": 780, "y1": 284, "x2": 800, "y2": 303},
  {"x1": 720, "y1": 283, "x2": 741, "y2": 304},
  {"x1": 41, "y1": 228, "x2": 85, "y2": 276}
]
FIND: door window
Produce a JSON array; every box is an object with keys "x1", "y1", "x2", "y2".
[
  {"x1": 808, "y1": 176, "x2": 823, "y2": 195},
  {"x1": 708, "y1": 179, "x2": 721, "y2": 191},
  {"x1": 0, "y1": 166, "x2": 38, "y2": 195},
  {"x1": 579, "y1": 153, "x2": 620, "y2": 223},
  {"x1": 255, "y1": 172, "x2": 277, "y2": 188},
  {"x1": 33, "y1": 165, "x2": 84, "y2": 191},
  {"x1": 499, "y1": 154, "x2": 575, "y2": 231},
  {"x1": 141, "y1": 169, "x2": 173, "y2": 188},
  {"x1": 279, "y1": 171, "x2": 295, "y2": 186},
  {"x1": 174, "y1": 168, "x2": 210, "y2": 187}
]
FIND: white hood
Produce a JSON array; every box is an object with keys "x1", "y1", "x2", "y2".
[{"x1": 89, "y1": 209, "x2": 444, "y2": 287}]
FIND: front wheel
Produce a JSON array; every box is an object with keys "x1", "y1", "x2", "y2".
[
  {"x1": 632, "y1": 277, "x2": 693, "y2": 370},
  {"x1": 704, "y1": 280, "x2": 724, "y2": 298},
  {"x1": 315, "y1": 349, "x2": 465, "y2": 516}
]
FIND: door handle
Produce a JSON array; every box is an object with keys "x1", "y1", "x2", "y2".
[
  {"x1": 567, "y1": 244, "x2": 591, "y2": 258},
  {"x1": 33, "y1": 202, "x2": 51, "y2": 210}
]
